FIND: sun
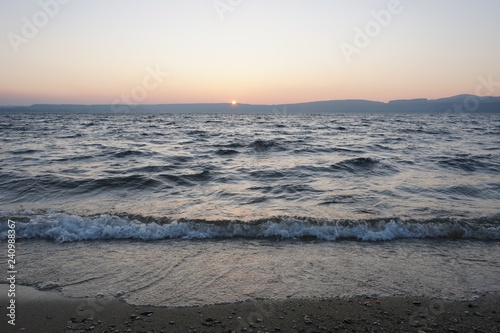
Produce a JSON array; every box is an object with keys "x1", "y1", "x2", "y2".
[{"x1": 231, "y1": 100, "x2": 237, "y2": 106}]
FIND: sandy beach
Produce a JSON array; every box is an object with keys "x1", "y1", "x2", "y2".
[{"x1": 1, "y1": 285, "x2": 498, "y2": 333}]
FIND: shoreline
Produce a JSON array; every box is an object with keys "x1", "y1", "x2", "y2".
[{"x1": 1, "y1": 285, "x2": 499, "y2": 333}]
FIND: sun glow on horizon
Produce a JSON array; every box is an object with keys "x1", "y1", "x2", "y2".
[{"x1": 0, "y1": 1, "x2": 499, "y2": 105}]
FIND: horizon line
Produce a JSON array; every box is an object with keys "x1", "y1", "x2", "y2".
[{"x1": 1, "y1": 93, "x2": 499, "y2": 108}]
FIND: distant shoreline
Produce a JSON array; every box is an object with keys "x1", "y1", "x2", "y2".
[{"x1": 1, "y1": 94, "x2": 500, "y2": 113}]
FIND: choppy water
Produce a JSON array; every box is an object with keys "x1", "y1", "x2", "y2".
[
  {"x1": 1, "y1": 113, "x2": 499, "y2": 241},
  {"x1": 1, "y1": 112, "x2": 499, "y2": 305}
]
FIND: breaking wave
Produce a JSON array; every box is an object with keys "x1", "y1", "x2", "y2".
[{"x1": 1, "y1": 212, "x2": 499, "y2": 243}]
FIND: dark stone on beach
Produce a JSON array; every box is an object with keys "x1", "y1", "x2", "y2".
[
  {"x1": 141, "y1": 311, "x2": 154, "y2": 317},
  {"x1": 413, "y1": 301, "x2": 422, "y2": 305}
]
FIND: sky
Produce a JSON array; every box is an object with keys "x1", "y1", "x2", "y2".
[{"x1": 1, "y1": 0, "x2": 500, "y2": 106}]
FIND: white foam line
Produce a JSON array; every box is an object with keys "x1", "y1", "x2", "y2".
[{"x1": 1, "y1": 213, "x2": 499, "y2": 243}]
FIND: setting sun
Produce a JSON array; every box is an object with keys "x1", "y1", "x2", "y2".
[{"x1": 231, "y1": 100, "x2": 237, "y2": 105}]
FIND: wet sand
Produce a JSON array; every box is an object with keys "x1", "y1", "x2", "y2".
[{"x1": 1, "y1": 285, "x2": 499, "y2": 333}]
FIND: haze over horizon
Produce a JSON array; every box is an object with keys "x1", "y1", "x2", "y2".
[{"x1": 1, "y1": 0, "x2": 500, "y2": 106}]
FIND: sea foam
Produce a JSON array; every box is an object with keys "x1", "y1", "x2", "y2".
[{"x1": 1, "y1": 213, "x2": 499, "y2": 243}]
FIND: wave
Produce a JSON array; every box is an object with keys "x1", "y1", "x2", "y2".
[
  {"x1": 215, "y1": 149, "x2": 239, "y2": 156},
  {"x1": 333, "y1": 157, "x2": 379, "y2": 168},
  {"x1": 9, "y1": 149, "x2": 40, "y2": 155},
  {"x1": 250, "y1": 139, "x2": 278, "y2": 151},
  {"x1": 1, "y1": 170, "x2": 217, "y2": 198},
  {"x1": 436, "y1": 155, "x2": 500, "y2": 173},
  {"x1": 330, "y1": 157, "x2": 398, "y2": 175},
  {"x1": 0, "y1": 213, "x2": 498, "y2": 243},
  {"x1": 113, "y1": 149, "x2": 153, "y2": 158},
  {"x1": 214, "y1": 142, "x2": 246, "y2": 149}
]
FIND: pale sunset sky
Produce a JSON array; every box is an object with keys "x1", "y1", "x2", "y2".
[{"x1": 1, "y1": 0, "x2": 499, "y2": 105}]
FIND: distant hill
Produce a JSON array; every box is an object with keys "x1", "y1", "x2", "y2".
[{"x1": 1, "y1": 95, "x2": 499, "y2": 114}]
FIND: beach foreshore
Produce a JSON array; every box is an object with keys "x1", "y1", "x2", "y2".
[{"x1": 1, "y1": 285, "x2": 498, "y2": 333}]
